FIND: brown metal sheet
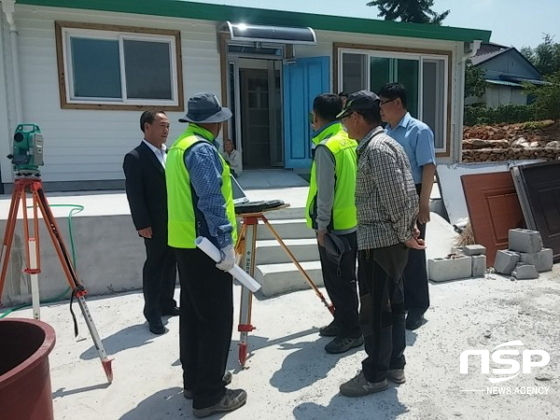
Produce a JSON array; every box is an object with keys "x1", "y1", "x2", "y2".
[
  {"x1": 461, "y1": 172, "x2": 524, "y2": 267},
  {"x1": 514, "y1": 161, "x2": 560, "y2": 263}
]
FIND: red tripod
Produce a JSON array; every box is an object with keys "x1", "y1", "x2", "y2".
[{"x1": 0, "y1": 177, "x2": 113, "y2": 383}]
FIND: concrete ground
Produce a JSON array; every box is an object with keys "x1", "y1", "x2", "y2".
[{"x1": 2, "y1": 170, "x2": 559, "y2": 419}]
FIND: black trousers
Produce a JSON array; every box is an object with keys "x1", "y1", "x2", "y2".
[
  {"x1": 403, "y1": 183, "x2": 430, "y2": 314},
  {"x1": 174, "y1": 247, "x2": 233, "y2": 410},
  {"x1": 142, "y1": 236, "x2": 177, "y2": 323},
  {"x1": 358, "y1": 244, "x2": 408, "y2": 383},
  {"x1": 317, "y1": 231, "x2": 360, "y2": 338}
]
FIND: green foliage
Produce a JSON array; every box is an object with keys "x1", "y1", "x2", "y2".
[
  {"x1": 366, "y1": 0, "x2": 450, "y2": 25},
  {"x1": 464, "y1": 104, "x2": 537, "y2": 126},
  {"x1": 521, "y1": 34, "x2": 560, "y2": 76},
  {"x1": 523, "y1": 70, "x2": 560, "y2": 123},
  {"x1": 521, "y1": 120, "x2": 554, "y2": 130},
  {"x1": 465, "y1": 60, "x2": 486, "y2": 98}
]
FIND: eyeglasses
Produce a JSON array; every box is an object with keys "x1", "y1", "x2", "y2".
[{"x1": 379, "y1": 97, "x2": 397, "y2": 106}]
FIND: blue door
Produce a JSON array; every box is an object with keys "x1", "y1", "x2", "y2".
[{"x1": 283, "y1": 57, "x2": 330, "y2": 169}]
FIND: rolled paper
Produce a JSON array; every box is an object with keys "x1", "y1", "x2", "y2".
[{"x1": 195, "y1": 236, "x2": 262, "y2": 293}]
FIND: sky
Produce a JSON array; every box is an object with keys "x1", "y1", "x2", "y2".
[{"x1": 193, "y1": 0, "x2": 559, "y2": 49}]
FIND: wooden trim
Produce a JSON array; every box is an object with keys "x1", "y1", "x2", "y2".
[
  {"x1": 334, "y1": 42, "x2": 453, "y2": 158},
  {"x1": 54, "y1": 21, "x2": 184, "y2": 111},
  {"x1": 219, "y1": 32, "x2": 230, "y2": 141}
]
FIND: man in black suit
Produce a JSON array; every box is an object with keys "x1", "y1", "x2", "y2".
[{"x1": 123, "y1": 110, "x2": 179, "y2": 335}]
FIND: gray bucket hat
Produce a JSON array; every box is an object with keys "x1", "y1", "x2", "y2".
[{"x1": 179, "y1": 92, "x2": 232, "y2": 123}]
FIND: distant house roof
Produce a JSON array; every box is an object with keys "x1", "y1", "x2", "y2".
[
  {"x1": 470, "y1": 46, "x2": 543, "y2": 83},
  {"x1": 470, "y1": 48, "x2": 511, "y2": 66},
  {"x1": 17, "y1": 0, "x2": 491, "y2": 43}
]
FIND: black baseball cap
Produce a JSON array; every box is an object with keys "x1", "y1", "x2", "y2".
[{"x1": 336, "y1": 90, "x2": 380, "y2": 119}]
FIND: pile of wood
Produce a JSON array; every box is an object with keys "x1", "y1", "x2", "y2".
[{"x1": 462, "y1": 121, "x2": 560, "y2": 162}]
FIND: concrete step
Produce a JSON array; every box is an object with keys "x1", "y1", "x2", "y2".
[
  {"x1": 255, "y1": 261, "x2": 324, "y2": 297},
  {"x1": 249, "y1": 205, "x2": 306, "y2": 220},
  {"x1": 255, "y1": 238, "x2": 319, "y2": 264},
  {"x1": 254, "y1": 219, "x2": 315, "y2": 240}
]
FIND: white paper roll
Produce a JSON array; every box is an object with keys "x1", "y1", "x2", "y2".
[{"x1": 195, "y1": 236, "x2": 262, "y2": 293}]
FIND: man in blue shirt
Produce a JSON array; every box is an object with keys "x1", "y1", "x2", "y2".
[{"x1": 378, "y1": 82, "x2": 436, "y2": 331}]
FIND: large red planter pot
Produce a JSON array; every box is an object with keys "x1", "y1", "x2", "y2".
[{"x1": 0, "y1": 318, "x2": 56, "y2": 420}]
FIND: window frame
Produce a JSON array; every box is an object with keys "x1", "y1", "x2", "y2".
[
  {"x1": 55, "y1": 21, "x2": 184, "y2": 111},
  {"x1": 334, "y1": 43, "x2": 452, "y2": 157}
]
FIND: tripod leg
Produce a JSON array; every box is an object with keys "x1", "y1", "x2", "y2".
[
  {"x1": 32, "y1": 183, "x2": 113, "y2": 383},
  {"x1": 0, "y1": 185, "x2": 24, "y2": 298},
  {"x1": 261, "y1": 216, "x2": 335, "y2": 315},
  {"x1": 238, "y1": 221, "x2": 257, "y2": 366}
]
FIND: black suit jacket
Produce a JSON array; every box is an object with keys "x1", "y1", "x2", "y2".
[{"x1": 123, "y1": 142, "x2": 169, "y2": 239}]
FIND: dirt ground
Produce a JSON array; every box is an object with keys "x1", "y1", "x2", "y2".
[{"x1": 9, "y1": 263, "x2": 559, "y2": 420}]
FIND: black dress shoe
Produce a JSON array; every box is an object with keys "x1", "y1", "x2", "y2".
[
  {"x1": 162, "y1": 306, "x2": 180, "y2": 317},
  {"x1": 405, "y1": 312, "x2": 425, "y2": 331},
  {"x1": 149, "y1": 321, "x2": 167, "y2": 335}
]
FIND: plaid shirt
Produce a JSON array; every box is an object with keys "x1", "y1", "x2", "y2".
[{"x1": 356, "y1": 126, "x2": 419, "y2": 250}]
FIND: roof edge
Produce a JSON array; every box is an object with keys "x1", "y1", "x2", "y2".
[{"x1": 17, "y1": 0, "x2": 491, "y2": 43}]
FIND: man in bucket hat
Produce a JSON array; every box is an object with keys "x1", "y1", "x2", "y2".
[
  {"x1": 306, "y1": 93, "x2": 362, "y2": 354},
  {"x1": 337, "y1": 90, "x2": 424, "y2": 398},
  {"x1": 166, "y1": 92, "x2": 246, "y2": 417}
]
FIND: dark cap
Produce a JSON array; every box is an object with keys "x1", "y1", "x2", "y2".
[
  {"x1": 336, "y1": 90, "x2": 380, "y2": 119},
  {"x1": 179, "y1": 92, "x2": 232, "y2": 123}
]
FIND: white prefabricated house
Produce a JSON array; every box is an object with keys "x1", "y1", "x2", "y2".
[{"x1": 0, "y1": 0, "x2": 491, "y2": 192}]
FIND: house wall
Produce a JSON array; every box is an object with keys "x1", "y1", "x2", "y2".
[
  {"x1": 1, "y1": 5, "x2": 466, "y2": 188},
  {"x1": 483, "y1": 51, "x2": 541, "y2": 81},
  {"x1": 485, "y1": 85, "x2": 528, "y2": 108}
]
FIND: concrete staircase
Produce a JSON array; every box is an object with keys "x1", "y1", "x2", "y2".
[{"x1": 242, "y1": 205, "x2": 324, "y2": 297}]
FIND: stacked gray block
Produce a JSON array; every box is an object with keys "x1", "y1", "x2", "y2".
[
  {"x1": 494, "y1": 250, "x2": 520, "y2": 275},
  {"x1": 519, "y1": 248, "x2": 553, "y2": 272},
  {"x1": 463, "y1": 244, "x2": 486, "y2": 256},
  {"x1": 472, "y1": 255, "x2": 487, "y2": 277},
  {"x1": 428, "y1": 256, "x2": 472, "y2": 282},
  {"x1": 512, "y1": 263, "x2": 539, "y2": 280},
  {"x1": 508, "y1": 229, "x2": 543, "y2": 253}
]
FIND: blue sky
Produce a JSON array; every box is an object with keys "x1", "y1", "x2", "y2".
[{"x1": 193, "y1": 0, "x2": 559, "y2": 49}]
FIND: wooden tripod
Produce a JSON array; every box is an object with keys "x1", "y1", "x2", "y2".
[
  {"x1": 0, "y1": 177, "x2": 113, "y2": 383},
  {"x1": 234, "y1": 205, "x2": 334, "y2": 366}
]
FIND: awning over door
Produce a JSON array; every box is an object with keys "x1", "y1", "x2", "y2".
[{"x1": 224, "y1": 22, "x2": 316, "y2": 45}]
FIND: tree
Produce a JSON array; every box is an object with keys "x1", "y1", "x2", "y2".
[
  {"x1": 521, "y1": 34, "x2": 560, "y2": 77},
  {"x1": 367, "y1": 0, "x2": 450, "y2": 25},
  {"x1": 524, "y1": 70, "x2": 560, "y2": 123},
  {"x1": 465, "y1": 60, "x2": 486, "y2": 99}
]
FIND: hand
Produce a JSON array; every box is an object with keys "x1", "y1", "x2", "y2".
[
  {"x1": 413, "y1": 224, "x2": 421, "y2": 239},
  {"x1": 404, "y1": 236, "x2": 426, "y2": 250},
  {"x1": 216, "y1": 245, "x2": 236, "y2": 272},
  {"x1": 138, "y1": 227, "x2": 153, "y2": 238},
  {"x1": 316, "y1": 230, "x2": 327, "y2": 247},
  {"x1": 418, "y1": 202, "x2": 431, "y2": 224}
]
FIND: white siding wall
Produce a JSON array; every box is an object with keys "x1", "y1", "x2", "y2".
[
  {"x1": 3, "y1": 5, "x2": 467, "y2": 185},
  {"x1": 6, "y1": 5, "x2": 222, "y2": 184}
]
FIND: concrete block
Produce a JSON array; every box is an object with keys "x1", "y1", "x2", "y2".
[
  {"x1": 428, "y1": 256, "x2": 472, "y2": 282},
  {"x1": 512, "y1": 263, "x2": 539, "y2": 280},
  {"x1": 519, "y1": 248, "x2": 554, "y2": 273},
  {"x1": 471, "y1": 255, "x2": 487, "y2": 277},
  {"x1": 508, "y1": 229, "x2": 543, "y2": 254},
  {"x1": 463, "y1": 244, "x2": 486, "y2": 256},
  {"x1": 494, "y1": 250, "x2": 520, "y2": 275}
]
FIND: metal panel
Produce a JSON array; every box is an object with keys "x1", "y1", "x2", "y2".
[
  {"x1": 513, "y1": 161, "x2": 560, "y2": 263},
  {"x1": 461, "y1": 171, "x2": 524, "y2": 267}
]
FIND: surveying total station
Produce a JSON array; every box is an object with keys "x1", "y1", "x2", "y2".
[{"x1": 0, "y1": 124, "x2": 113, "y2": 383}]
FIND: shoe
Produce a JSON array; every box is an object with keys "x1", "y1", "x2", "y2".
[
  {"x1": 148, "y1": 321, "x2": 167, "y2": 335},
  {"x1": 192, "y1": 388, "x2": 247, "y2": 418},
  {"x1": 162, "y1": 306, "x2": 180, "y2": 316},
  {"x1": 319, "y1": 321, "x2": 340, "y2": 337},
  {"x1": 183, "y1": 371, "x2": 233, "y2": 400},
  {"x1": 405, "y1": 312, "x2": 425, "y2": 330},
  {"x1": 340, "y1": 371, "x2": 388, "y2": 397},
  {"x1": 387, "y1": 369, "x2": 406, "y2": 384},
  {"x1": 325, "y1": 336, "x2": 364, "y2": 354}
]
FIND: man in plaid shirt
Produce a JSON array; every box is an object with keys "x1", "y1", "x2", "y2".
[{"x1": 337, "y1": 90, "x2": 425, "y2": 398}]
